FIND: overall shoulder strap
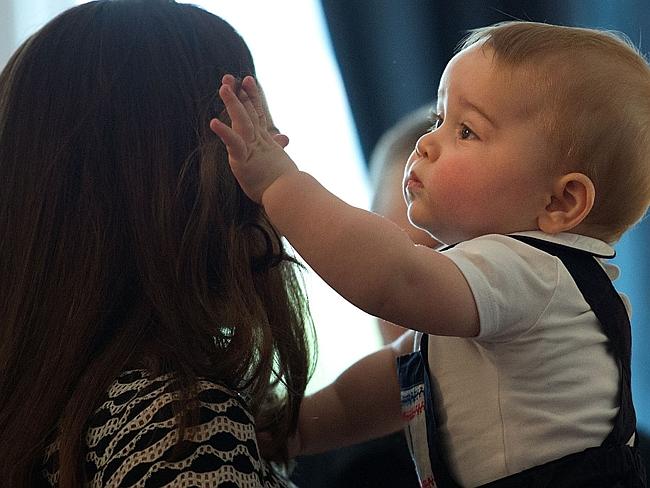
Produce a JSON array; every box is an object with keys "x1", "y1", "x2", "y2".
[{"x1": 509, "y1": 235, "x2": 636, "y2": 447}]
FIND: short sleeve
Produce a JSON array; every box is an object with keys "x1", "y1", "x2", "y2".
[{"x1": 442, "y1": 234, "x2": 559, "y2": 342}]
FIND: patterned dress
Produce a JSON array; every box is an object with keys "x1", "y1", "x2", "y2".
[{"x1": 42, "y1": 370, "x2": 293, "y2": 487}]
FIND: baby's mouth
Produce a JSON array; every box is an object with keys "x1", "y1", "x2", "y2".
[{"x1": 405, "y1": 172, "x2": 423, "y2": 189}]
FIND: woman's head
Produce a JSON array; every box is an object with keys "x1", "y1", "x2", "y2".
[{"x1": 0, "y1": 1, "x2": 313, "y2": 484}]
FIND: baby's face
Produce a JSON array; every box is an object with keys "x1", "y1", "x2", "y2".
[{"x1": 403, "y1": 43, "x2": 555, "y2": 244}]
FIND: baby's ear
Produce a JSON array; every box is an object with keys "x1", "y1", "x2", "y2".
[{"x1": 538, "y1": 172, "x2": 595, "y2": 234}]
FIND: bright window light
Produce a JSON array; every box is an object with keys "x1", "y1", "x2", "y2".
[
  {"x1": 3, "y1": 0, "x2": 76, "y2": 67},
  {"x1": 184, "y1": 1, "x2": 382, "y2": 394}
]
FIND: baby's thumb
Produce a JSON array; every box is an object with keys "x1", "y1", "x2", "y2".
[
  {"x1": 286, "y1": 431, "x2": 301, "y2": 458},
  {"x1": 256, "y1": 430, "x2": 301, "y2": 462},
  {"x1": 256, "y1": 431, "x2": 277, "y2": 460},
  {"x1": 273, "y1": 133, "x2": 290, "y2": 149}
]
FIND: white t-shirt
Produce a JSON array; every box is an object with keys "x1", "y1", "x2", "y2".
[{"x1": 428, "y1": 231, "x2": 624, "y2": 487}]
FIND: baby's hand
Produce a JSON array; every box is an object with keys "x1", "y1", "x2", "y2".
[
  {"x1": 256, "y1": 429, "x2": 302, "y2": 462},
  {"x1": 210, "y1": 75, "x2": 297, "y2": 204}
]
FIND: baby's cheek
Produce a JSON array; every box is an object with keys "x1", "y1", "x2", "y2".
[
  {"x1": 436, "y1": 166, "x2": 483, "y2": 204},
  {"x1": 435, "y1": 169, "x2": 500, "y2": 228}
]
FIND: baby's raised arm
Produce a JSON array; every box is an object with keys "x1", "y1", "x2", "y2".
[{"x1": 211, "y1": 76, "x2": 479, "y2": 338}]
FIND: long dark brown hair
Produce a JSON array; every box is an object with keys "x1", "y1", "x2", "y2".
[{"x1": 0, "y1": 1, "x2": 314, "y2": 485}]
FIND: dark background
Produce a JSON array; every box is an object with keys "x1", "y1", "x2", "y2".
[
  {"x1": 320, "y1": 0, "x2": 650, "y2": 161},
  {"x1": 290, "y1": 1, "x2": 650, "y2": 485}
]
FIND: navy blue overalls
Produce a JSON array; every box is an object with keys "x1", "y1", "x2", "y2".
[{"x1": 397, "y1": 235, "x2": 647, "y2": 487}]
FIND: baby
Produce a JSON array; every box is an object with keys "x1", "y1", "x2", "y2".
[{"x1": 212, "y1": 21, "x2": 649, "y2": 487}]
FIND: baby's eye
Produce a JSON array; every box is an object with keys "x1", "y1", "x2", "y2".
[{"x1": 459, "y1": 124, "x2": 476, "y2": 140}]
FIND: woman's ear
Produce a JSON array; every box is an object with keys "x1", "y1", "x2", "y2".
[{"x1": 538, "y1": 172, "x2": 595, "y2": 234}]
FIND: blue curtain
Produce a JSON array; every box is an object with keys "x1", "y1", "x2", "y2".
[{"x1": 320, "y1": 0, "x2": 650, "y2": 432}]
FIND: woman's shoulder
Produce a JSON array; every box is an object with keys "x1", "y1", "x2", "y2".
[
  {"x1": 85, "y1": 368, "x2": 253, "y2": 451},
  {"x1": 91, "y1": 368, "x2": 251, "y2": 430},
  {"x1": 44, "y1": 369, "x2": 292, "y2": 487}
]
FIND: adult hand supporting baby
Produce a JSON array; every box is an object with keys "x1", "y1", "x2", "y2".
[{"x1": 210, "y1": 75, "x2": 296, "y2": 203}]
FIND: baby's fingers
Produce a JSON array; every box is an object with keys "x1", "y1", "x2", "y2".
[
  {"x1": 219, "y1": 83, "x2": 257, "y2": 142},
  {"x1": 241, "y1": 76, "x2": 268, "y2": 130},
  {"x1": 209, "y1": 117, "x2": 248, "y2": 163},
  {"x1": 221, "y1": 73, "x2": 237, "y2": 91}
]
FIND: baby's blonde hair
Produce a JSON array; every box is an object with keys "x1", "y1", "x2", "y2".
[{"x1": 462, "y1": 21, "x2": 650, "y2": 242}]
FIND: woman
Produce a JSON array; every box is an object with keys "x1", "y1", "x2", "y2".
[{"x1": 0, "y1": 1, "x2": 314, "y2": 485}]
